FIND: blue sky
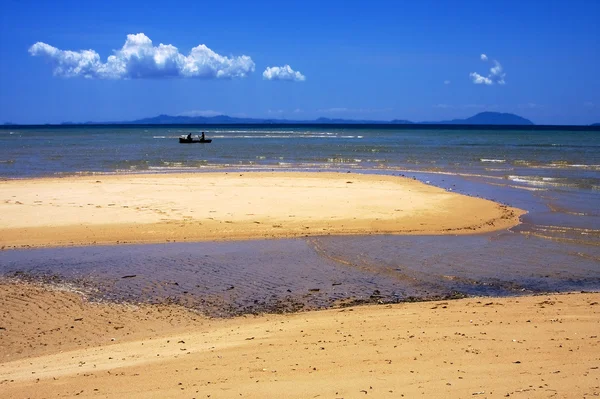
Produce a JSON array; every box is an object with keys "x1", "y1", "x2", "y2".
[{"x1": 1, "y1": 0, "x2": 599, "y2": 125}]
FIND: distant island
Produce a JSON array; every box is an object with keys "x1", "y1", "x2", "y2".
[
  {"x1": 592, "y1": 123, "x2": 600, "y2": 126},
  {"x1": 3, "y1": 112, "x2": 545, "y2": 126},
  {"x1": 423, "y1": 112, "x2": 534, "y2": 126},
  {"x1": 120, "y1": 115, "x2": 416, "y2": 125},
  {"x1": 109, "y1": 111, "x2": 534, "y2": 126}
]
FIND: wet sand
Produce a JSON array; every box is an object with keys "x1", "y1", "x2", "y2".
[
  {"x1": 0, "y1": 172, "x2": 523, "y2": 249},
  {"x1": 6, "y1": 234, "x2": 599, "y2": 318},
  {"x1": 1, "y1": 282, "x2": 599, "y2": 398}
]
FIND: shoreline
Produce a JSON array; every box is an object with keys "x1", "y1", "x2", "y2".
[
  {"x1": 1, "y1": 281, "x2": 598, "y2": 398},
  {"x1": 0, "y1": 171, "x2": 524, "y2": 249}
]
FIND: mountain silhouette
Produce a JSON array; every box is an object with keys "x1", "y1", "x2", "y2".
[
  {"x1": 424, "y1": 112, "x2": 534, "y2": 125},
  {"x1": 122, "y1": 112, "x2": 533, "y2": 125}
]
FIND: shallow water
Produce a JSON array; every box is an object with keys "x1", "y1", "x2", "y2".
[
  {"x1": 1, "y1": 170, "x2": 598, "y2": 316},
  {"x1": 1, "y1": 125, "x2": 599, "y2": 316},
  {"x1": 2, "y1": 230, "x2": 598, "y2": 317}
]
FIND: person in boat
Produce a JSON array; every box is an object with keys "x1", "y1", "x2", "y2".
[
  {"x1": 201, "y1": 132, "x2": 205, "y2": 141},
  {"x1": 186, "y1": 133, "x2": 192, "y2": 140}
]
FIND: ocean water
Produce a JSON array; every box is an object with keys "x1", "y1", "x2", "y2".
[
  {"x1": 1, "y1": 125, "x2": 599, "y2": 315},
  {"x1": 1, "y1": 125, "x2": 600, "y2": 180}
]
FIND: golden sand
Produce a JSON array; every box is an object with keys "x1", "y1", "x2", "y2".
[
  {"x1": 1, "y1": 172, "x2": 567, "y2": 398},
  {"x1": 0, "y1": 283, "x2": 598, "y2": 398},
  {"x1": 0, "y1": 172, "x2": 523, "y2": 249}
]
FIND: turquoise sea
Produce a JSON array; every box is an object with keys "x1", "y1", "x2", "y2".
[{"x1": 1, "y1": 124, "x2": 599, "y2": 315}]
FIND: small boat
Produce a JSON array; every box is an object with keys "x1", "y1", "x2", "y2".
[{"x1": 179, "y1": 135, "x2": 212, "y2": 144}]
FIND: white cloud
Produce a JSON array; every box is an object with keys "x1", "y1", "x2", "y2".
[
  {"x1": 262, "y1": 65, "x2": 306, "y2": 81},
  {"x1": 444, "y1": 80, "x2": 451, "y2": 85},
  {"x1": 490, "y1": 60, "x2": 506, "y2": 84},
  {"x1": 470, "y1": 54, "x2": 506, "y2": 85},
  {"x1": 29, "y1": 33, "x2": 255, "y2": 79},
  {"x1": 470, "y1": 72, "x2": 493, "y2": 85}
]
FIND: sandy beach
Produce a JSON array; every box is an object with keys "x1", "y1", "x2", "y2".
[
  {"x1": 5, "y1": 171, "x2": 595, "y2": 398},
  {"x1": 0, "y1": 172, "x2": 523, "y2": 249},
  {"x1": 0, "y1": 282, "x2": 598, "y2": 398}
]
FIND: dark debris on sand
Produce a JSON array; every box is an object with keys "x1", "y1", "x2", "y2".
[{"x1": 1, "y1": 269, "x2": 578, "y2": 319}]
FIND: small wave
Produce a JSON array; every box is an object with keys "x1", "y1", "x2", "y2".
[
  {"x1": 507, "y1": 175, "x2": 599, "y2": 190},
  {"x1": 205, "y1": 134, "x2": 341, "y2": 139},
  {"x1": 210, "y1": 130, "x2": 304, "y2": 134},
  {"x1": 516, "y1": 224, "x2": 600, "y2": 246},
  {"x1": 513, "y1": 160, "x2": 600, "y2": 171},
  {"x1": 480, "y1": 159, "x2": 506, "y2": 163},
  {"x1": 147, "y1": 166, "x2": 199, "y2": 171},
  {"x1": 172, "y1": 130, "x2": 347, "y2": 138},
  {"x1": 514, "y1": 160, "x2": 541, "y2": 166},
  {"x1": 508, "y1": 175, "x2": 553, "y2": 185},
  {"x1": 485, "y1": 168, "x2": 513, "y2": 172},
  {"x1": 326, "y1": 157, "x2": 360, "y2": 164},
  {"x1": 548, "y1": 203, "x2": 595, "y2": 216},
  {"x1": 567, "y1": 164, "x2": 600, "y2": 170},
  {"x1": 153, "y1": 136, "x2": 167, "y2": 139}
]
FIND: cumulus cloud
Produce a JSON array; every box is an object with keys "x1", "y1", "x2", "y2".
[
  {"x1": 490, "y1": 60, "x2": 506, "y2": 84},
  {"x1": 262, "y1": 65, "x2": 306, "y2": 81},
  {"x1": 470, "y1": 54, "x2": 506, "y2": 85},
  {"x1": 29, "y1": 33, "x2": 255, "y2": 79},
  {"x1": 469, "y1": 72, "x2": 493, "y2": 85}
]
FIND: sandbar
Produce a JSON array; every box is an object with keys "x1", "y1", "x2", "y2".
[
  {"x1": 0, "y1": 172, "x2": 523, "y2": 248},
  {"x1": 0, "y1": 282, "x2": 598, "y2": 398}
]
